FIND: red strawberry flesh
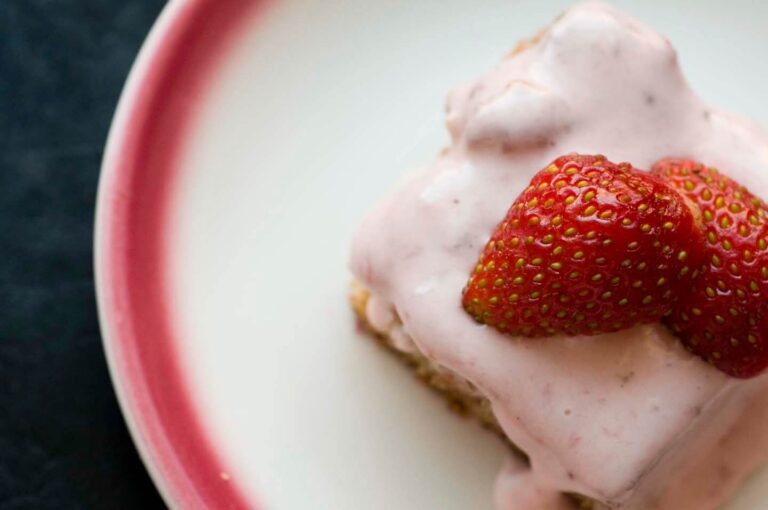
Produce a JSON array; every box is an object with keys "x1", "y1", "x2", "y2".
[
  {"x1": 652, "y1": 159, "x2": 768, "y2": 378},
  {"x1": 462, "y1": 154, "x2": 703, "y2": 337}
]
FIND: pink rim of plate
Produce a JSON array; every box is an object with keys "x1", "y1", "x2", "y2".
[{"x1": 95, "y1": 0, "x2": 269, "y2": 508}]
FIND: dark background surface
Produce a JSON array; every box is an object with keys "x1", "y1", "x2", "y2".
[{"x1": 1, "y1": 1, "x2": 167, "y2": 508}]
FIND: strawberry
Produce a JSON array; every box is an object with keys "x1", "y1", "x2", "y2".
[
  {"x1": 652, "y1": 159, "x2": 768, "y2": 378},
  {"x1": 462, "y1": 154, "x2": 703, "y2": 337}
]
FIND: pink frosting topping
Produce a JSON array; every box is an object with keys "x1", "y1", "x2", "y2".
[{"x1": 351, "y1": 3, "x2": 768, "y2": 508}]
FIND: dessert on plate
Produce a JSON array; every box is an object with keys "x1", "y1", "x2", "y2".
[{"x1": 350, "y1": 3, "x2": 768, "y2": 509}]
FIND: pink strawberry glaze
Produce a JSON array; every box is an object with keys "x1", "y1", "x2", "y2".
[{"x1": 351, "y1": 3, "x2": 768, "y2": 509}]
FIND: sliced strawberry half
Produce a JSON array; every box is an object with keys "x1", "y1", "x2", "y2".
[
  {"x1": 652, "y1": 159, "x2": 768, "y2": 377},
  {"x1": 462, "y1": 154, "x2": 704, "y2": 337}
]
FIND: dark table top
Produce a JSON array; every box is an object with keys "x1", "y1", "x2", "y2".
[{"x1": 1, "y1": 1, "x2": 168, "y2": 508}]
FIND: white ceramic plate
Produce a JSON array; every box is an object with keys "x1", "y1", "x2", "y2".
[{"x1": 95, "y1": 0, "x2": 768, "y2": 508}]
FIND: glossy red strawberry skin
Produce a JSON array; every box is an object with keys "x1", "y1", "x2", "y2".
[
  {"x1": 652, "y1": 159, "x2": 768, "y2": 378},
  {"x1": 462, "y1": 154, "x2": 703, "y2": 337}
]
